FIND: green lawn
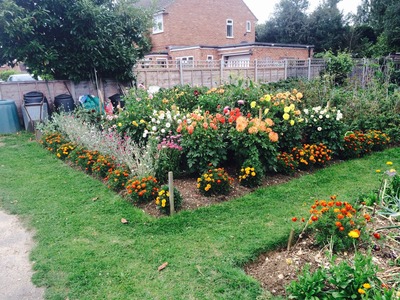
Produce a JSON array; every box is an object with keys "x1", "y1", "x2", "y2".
[{"x1": 0, "y1": 133, "x2": 399, "y2": 299}]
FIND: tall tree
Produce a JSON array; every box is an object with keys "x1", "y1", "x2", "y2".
[
  {"x1": 0, "y1": 0, "x2": 152, "y2": 81},
  {"x1": 307, "y1": 0, "x2": 349, "y2": 53},
  {"x1": 256, "y1": 0, "x2": 309, "y2": 45}
]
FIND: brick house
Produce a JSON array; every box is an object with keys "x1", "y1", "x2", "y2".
[{"x1": 137, "y1": 0, "x2": 313, "y2": 66}]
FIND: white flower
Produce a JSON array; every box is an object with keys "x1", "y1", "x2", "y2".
[
  {"x1": 156, "y1": 120, "x2": 160, "y2": 124},
  {"x1": 177, "y1": 119, "x2": 182, "y2": 124},
  {"x1": 336, "y1": 112, "x2": 343, "y2": 121},
  {"x1": 187, "y1": 119, "x2": 192, "y2": 124},
  {"x1": 151, "y1": 118, "x2": 156, "y2": 123},
  {"x1": 313, "y1": 106, "x2": 322, "y2": 112},
  {"x1": 158, "y1": 114, "x2": 165, "y2": 120},
  {"x1": 303, "y1": 108, "x2": 309, "y2": 115},
  {"x1": 317, "y1": 127, "x2": 322, "y2": 131},
  {"x1": 152, "y1": 126, "x2": 157, "y2": 132},
  {"x1": 313, "y1": 118, "x2": 317, "y2": 122},
  {"x1": 319, "y1": 115, "x2": 323, "y2": 119},
  {"x1": 161, "y1": 128, "x2": 166, "y2": 134},
  {"x1": 165, "y1": 122, "x2": 171, "y2": 128},
  {"x1": 326, "y1": 114, "x2": 330, "y2": 118}
]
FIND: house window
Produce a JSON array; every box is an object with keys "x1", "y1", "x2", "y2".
[
  {"x1": 153, "y1": 13, "x2": 164, "y2": 34},
  {"x1": 226, "y1": 19, "x2": 233, "y2": 38},
  {"x1": 176, "y1": 56, "x2": 194, "y2": 67},
  {"x1": 207, "y1": 55, "x2": 213, "y2": 61},
  {"x1": 246, "y1": 21, "x2": 251, "y2": 33}
]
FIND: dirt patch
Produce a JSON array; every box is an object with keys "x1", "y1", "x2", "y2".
[{"x1": 244, "y1": 216, "x2": 400, "y2": 298}]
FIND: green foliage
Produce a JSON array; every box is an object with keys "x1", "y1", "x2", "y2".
[
  {"x1": 0, "y1": 69, "x2": 16, "y2": 81},
  {"x1": 125, "y1": 175, "x2": 159, "y2": 203},
  {"x1": 323, "y1": 51, "x2": 354, "y2": 85},
  {"x1": 287, "y1": 252, "x2": 394, "y2": 300},
  {"x1": 287, "y1": 264, "x2": 327, "y2": 299},
  {"x1": 0, "y1": 0, "x2": 152, "y2": 81},
  {"x1": 197, "y1": 167, "x2": 233, "y2": 196},
  {"x1": 155, "y1": 185, "x2": 183, "y2": 215}
]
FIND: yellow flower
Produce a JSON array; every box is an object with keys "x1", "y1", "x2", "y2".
[
  {"x1": 250, "y1": 101, "x2": 257, "y2": 108},
  {"x1": 363, "y1": 283, "x2": 371, "y2": 289},
  {"x1": 118, "y1": 122, "x2": 122, "y2": 127},
  {"x1": 139, "y1": 119, "x2": 146, "y2": 124},
  {"x1": 376, "y1": 169, "x2": 381, "y2": 173},
  {"x1": 283, "y1": 113, "x2": 290, "y2": 120},
  {"x1": 197, "y1": 183, "x2": 200, "y2": 188},
  {"x1": 251, "y1": 168, "x2": 255, "y2": 171},
  {"x1": 289, "y1": 104, "x2": 295, "y2": 111},
  {"x1": 386, "y1": 161, "x2": 393, "y2": 165},
  {"x1": 389, "y1": 168, "x2": 396, "y2": 173},
  {"x1": 132, "y1": 121, "x2": 138, "y2": 126},
  {"x1": 246, "y1": 170, "x2": 250, "y2": 175},
  {"x1": 284, "y1": 106, "x2": 291, "y2": 113},
  {"x1": 296, "y1": 92, "x2": 303, "y2": 99},
  {"x1": 251, "y1": 172, "x2": 256, "y2": 176},
  {"x1": 197, "y1": 178, "x2": 201, "y2": 182},
  {"x1": 161, "y1": 199, "x2": 166, "y2": 207},
  {"x1": 264, "y1": 108, "x2": 269, "y2": 115},
  {"x1": 358, "y1": 288, "x2": 365, "y2": 294},
  {"x1": 155, "y1": 198, "x2": 160, "y2": 205},
  {"x1": 290, "y1": 120, "x2": 295, "y2": 126},
  {"x1": 348, "y1": 230, "x2": 360, "y2": 239}
]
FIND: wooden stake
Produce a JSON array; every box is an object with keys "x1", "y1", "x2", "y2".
[
  {"x1": 287, "y1": 228, "x2": 294, "y2": 251},
  {"x1": 168, "y1": 171, "x2": 175, "y2": 215}
]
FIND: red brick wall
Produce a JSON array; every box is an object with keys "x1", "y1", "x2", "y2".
[
  {"x1": 252, "y1": 47, "x2": 312, "y2": 60},
  {"x1": 151, "y1": 0, "x2": 257, "y2": 52}
]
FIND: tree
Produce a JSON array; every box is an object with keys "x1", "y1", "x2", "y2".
[
  {"x1": 307, "y1": 0, "x2": 349, "y2": 53},
  {"x1": 0, "y1": 0, "x2": 152, "y2": 82},
  {"x1": 256, "y1": 0, "x2": 309, "y2": 45}
]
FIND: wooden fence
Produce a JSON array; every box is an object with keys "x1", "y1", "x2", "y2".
[{"x1": 134, "y1": 59, "x2": 326, "y2": 89}]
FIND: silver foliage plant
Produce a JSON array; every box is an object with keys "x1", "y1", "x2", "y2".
[{"x1": 49, "y1": 113, "x2": 156, "y2": 177}]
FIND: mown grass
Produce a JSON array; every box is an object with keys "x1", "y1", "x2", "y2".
[{"x1": 0, "y1": 133, "x2": 399, "y2": 299}]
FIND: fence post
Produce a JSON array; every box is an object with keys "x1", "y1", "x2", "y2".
[
  {"x1": 254, "y1": 59, "x2": 258, "y2": 83},
  {"x1": 168, "y1": 171, "x2": 175, "y2": 215},
  {"x1": 284, "y1": 59, "x2": 288, "y2": 80},
  {"x1": 220, "y1": 59, "x2": 224, "y2": 85},
  {"x1": 179, "y1": 60, "x2": 184, "y2": 86},
  {"x1": 308, "y1": 58, "x2": 312, "y2": 80}
]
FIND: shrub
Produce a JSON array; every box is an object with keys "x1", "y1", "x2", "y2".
[
  {"x1": 125, "y1": 175, "x2": 159, "y2": 203},
  {"x1": 302, "y1": 105, "x2": 346, "y2": 156},
  {"x1": 276, "y1": 152, "x2": 298, "y2": 175},
  {"x1": 238, "y1": 158, "x2": 264, "y2": 188},
  {"x1": 155, "y1": 185, "x2": 183, "y2": 215},
  {"x1": 197, "y1": 167, "x2": 233, "y2": 197},
  {"x1": 105, "y1": 166, "x2": 130, "y2": 192},
  {"x1": 366, "y1": 130, "x2": 391, "y2": 152},
  {"x1": 291, "y1": 143, "x2": 332, "y2": 170}
]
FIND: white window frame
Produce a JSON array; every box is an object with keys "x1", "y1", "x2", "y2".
[
  {"x1": 206, "y1": 55, "x2": 213, "y2": 61},
  {"x1": 246, "y1": 21, "x2": 251, "y2": 33},
  {"x1": 226, "y1": 19, "x2": 233, "y2": 38},
  {"x1": 153, "y1": 13, "x2": 164, "y2": 34},
  {"x1": 176, "y1": 56, "x2": 194, "y2": 68}
]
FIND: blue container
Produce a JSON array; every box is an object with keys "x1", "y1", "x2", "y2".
[{"x1": 0, "y1": 100, "x2": 21, "y2": 134}]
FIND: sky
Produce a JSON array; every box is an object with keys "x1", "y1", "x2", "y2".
[{"x1": 243, "y1": 0, "x2": 362, "y2": 23}]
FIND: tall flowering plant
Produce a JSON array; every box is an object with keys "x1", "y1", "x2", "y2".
[
  {"x1": 178, "y1": 110, "x2": 228, "y2": 174},
  {"x1": 302, "y1": 105, "x2": 345, "y2": 156},
  {"x1": 228, "y1": 111, "x2": 279, "y2": 172},
  {"x1": 155, "y1": 134, "x2": 183, "y2": 183}
]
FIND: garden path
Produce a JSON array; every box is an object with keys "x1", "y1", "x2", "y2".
[{"x1": 0, "y1": 210, "x2": 44, "y2": 300}]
